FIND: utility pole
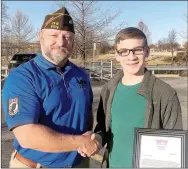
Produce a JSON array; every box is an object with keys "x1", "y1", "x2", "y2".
[{"x1": 93, "y1": 43, "x2": 96, "y2": 70}]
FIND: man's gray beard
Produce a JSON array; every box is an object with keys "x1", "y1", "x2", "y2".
[{"x1": 45, "y1": 52, "x2": 68, "y2": 66}]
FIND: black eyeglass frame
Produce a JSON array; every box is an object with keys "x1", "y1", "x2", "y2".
[{"x1": 116, "y1": 45, "x2": 148, "y2": 57}]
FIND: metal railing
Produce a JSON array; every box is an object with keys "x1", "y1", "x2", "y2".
[
  {"x1": 86, "y1": 61, "x2": 113, "y2": 80},
  {"x1": 85, "y1": 61, "x2": 188, "y2": 80},
  {"x1": 1, "y1": 66, "x2": 8, "y2": 78}
]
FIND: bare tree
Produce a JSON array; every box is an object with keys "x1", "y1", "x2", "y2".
[
  {"x1": 2, "y1": 1, "x2": 9, "y2": 25},
  {"x1": 56, "y1": 1, "x2": 125, "y2": 65},
  {"x1": 157, "y1": 40, "x2": 163, "y2": 51},
  {"x1": 2, "y1": 1, "x2": 9, "y2": 42},
  {"x1": 161, "y1": 38, "x2": 168, "y2": 51},
  {"x1": 1, "y1": 1, "x2": 12, "y2": 62},
  {"x1": 2, "y1": 1, "x2": 10, "y2": 41},
  {"x1": 99, "y1": 41, "x2": 112, "y2": 54},
  {"x1": 180, "y1": 14, "x2": 187, "y2": 40},
  {"x1": 157, "y1": 38, "x2": 168, "y2": 51},
  {"x1": 137, "y1": 20, "x2": 152, "y2": 45},
  {"x1": 183, "y1": 41, "x2": 188, "y2": 65},
  {"x1": 167, "y1": 29, "x2": 179, "y2": 64},
  {"x1": 149, "y1": 44, "x2": 157, "y2": 51},
  {"x1": 183, "y1": 41, "x2": 188, "y2": 51},
  {"x1": 9, "y1": 10, "x2": 37, "y2": 52}
]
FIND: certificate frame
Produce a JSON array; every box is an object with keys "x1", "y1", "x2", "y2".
[{"x1": 133, "y1": 128, "x2": 188, "y2": 168}]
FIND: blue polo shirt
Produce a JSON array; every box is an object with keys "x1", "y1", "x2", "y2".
[{"x1": 2, "y1": 54, "x2": 93, "y2": 167}]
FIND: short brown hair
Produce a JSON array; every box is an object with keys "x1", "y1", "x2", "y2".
[{"x1": 115, "y1": 27, "x2": 147, "y2": 49}]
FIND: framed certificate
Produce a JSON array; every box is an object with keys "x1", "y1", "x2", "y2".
[{"x1": 133, "y1": 128, "x2": 188, "y2": 168}]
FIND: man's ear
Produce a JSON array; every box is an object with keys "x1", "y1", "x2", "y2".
[
  {"x1": 72, "y1": 36, "x2": 75, "y2": 48},
  {"x1": 145, "y1": 46, "x2": 150, "y2": 58},
  {"x1": 38, "y1": 30, "x2": 43, "y2": 42},
  {"x1": 115, "y1": 50, "x2": 121, "y2": 62}
]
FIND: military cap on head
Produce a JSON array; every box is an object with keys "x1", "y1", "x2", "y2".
[{"x1": 41, "y1": 7, "x2": 75, "y2": 34}]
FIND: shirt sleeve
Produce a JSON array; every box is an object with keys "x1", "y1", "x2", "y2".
[
  {"x1": 163, "y1": 92, "x2": 183, "y2": 130},
  {"x1": 2, "y1": 70, "x2": 41, "y2": 130}
]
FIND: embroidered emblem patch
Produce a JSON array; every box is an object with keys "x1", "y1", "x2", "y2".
[
  {"x1": 8, "y1": 97, "x2": 19, "y2": 117},
  {"x1": 77, "y1": 80, "x2": 87, "y2": 88}
]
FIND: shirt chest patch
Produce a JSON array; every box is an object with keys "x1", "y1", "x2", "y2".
[
  {"x1": 8, "y1": 97, "x2": 19, "y2": 117},
  {"x1": 76, "y1": 79, "x2": 87, "y2": 88}
]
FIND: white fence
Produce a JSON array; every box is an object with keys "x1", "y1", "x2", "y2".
[
  {"x1": 86, "y1": 61, "x2": 113, "y2": 80},
  {"x1": 1, "y1": 66, "x2": 8, "y2": 78}
]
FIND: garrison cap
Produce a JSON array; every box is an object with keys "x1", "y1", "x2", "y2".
[{"x1": 41, "y1": 7, "x2": 75, "y2": 34}]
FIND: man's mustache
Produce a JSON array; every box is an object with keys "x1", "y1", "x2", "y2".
[
  {"x1": 52, "y1": 47, "x2": 70, "y2": 54},
  {"x1": 53, "y1": 46, "x2": 67, "y2": 50}
]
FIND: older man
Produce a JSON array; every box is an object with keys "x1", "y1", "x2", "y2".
[{"x1": 2, "y1": 7, "x2": 99, "y2": 168}]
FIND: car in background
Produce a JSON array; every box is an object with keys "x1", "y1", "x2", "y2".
[{"x1": 8, "y1": 53, "x2": 37, "y2": 73}]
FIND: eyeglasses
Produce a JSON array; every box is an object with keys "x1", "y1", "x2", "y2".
[{"x1": 116, "y1": 46, "x2": 147, "y2": 57}]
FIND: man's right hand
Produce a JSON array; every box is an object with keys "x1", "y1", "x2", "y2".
[
  {"x1": 77, "y1": 131, "x2": 103, "y2": 157},
  {"x1": 77, "y1": 131, "x2": 99, "y2": 157}
]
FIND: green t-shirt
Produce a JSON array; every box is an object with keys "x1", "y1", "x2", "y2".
[{"x1": 109, "y1": 82, "x2": 147, "y2": 168}]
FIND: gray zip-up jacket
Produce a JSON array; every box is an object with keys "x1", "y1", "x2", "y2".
[{"x1": 94, "y1": 69, "x2": 183, "y2": 167}]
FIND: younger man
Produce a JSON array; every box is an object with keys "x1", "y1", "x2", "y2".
[{"x1": 94, "y1": 27, "x2": 182, "y2": 168}]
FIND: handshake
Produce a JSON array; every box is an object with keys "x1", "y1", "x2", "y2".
[{"x1": 77, "y1": 131, "x2": 102, "y2": 157}]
